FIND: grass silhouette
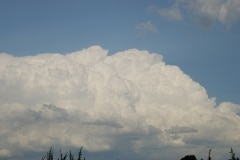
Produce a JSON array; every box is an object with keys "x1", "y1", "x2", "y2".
[{"x1": 41, "y1": 147, "x2": 85, "y2": 160}]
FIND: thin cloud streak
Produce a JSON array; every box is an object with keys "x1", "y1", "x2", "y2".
[{"x1": 136, "y1": 21, "x2": 158, "y2": 33}]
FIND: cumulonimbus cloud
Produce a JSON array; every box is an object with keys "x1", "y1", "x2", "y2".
[{"x1": 0, "y1": 46, "x2": 240, "y2": 160}]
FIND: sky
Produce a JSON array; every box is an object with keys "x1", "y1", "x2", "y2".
[{"x1": 0, "y1": 0, "x2": 240, "y2": 160}]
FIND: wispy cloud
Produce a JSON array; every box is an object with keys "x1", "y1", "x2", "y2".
[
  {"x1": 136, "y1": 21, "x2": 158, "y2": 33},
  {"x1": 158, "y1": 6, "x2": 183, "y2": 21},
  {"x1": 151, "y1": 0, "x2": 240, "y2": 29},
  {"x1": 147, "y1": 3, "x2": 182, "y2": 21},
  {"x1": 0, "y1": 46, "x2": 240, "y2": 159}
]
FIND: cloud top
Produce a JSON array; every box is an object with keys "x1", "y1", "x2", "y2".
[{"x1": 0, "y1": 46, "x2": 240, "y2": 159}]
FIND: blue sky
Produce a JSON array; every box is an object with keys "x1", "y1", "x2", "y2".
[
  {"x1": 1, "y1": 0, "x2": 239, "y2": 104},
  {"x1": 1, "y1": 1, "x2": 240, "y2": 160}
]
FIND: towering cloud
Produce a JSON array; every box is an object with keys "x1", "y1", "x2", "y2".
[{"x1": 0, "y1": 46, "x2": 240, "y2": 160}]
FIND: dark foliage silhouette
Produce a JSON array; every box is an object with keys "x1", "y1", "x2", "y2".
[
  {"x1": 40, "y1": 147, "x2": 240, "y2": 160},
  {"x1": 208, "y1": 149, "x2": 212, "y2": 160},
  {"x1": 180, "y1": 155, "x2": 197, "y2": 160},
  {"x1": 229, "y1": 148, "x2": 240, "y2": 160},
  {"x1": 41, "y1": 147, "x2": 85, "y2": 160},
  {"x1": 182, "y1": 148, "x2": 240, "y2": 160}
]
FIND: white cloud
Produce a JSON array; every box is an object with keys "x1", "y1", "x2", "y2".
[
  {"x1": 136, "y1": 21, "x2": 158, "y2": 33},
  {"x1": 0, "y1": 46, "x2": 240, "y2": 160},
  {"x1": 154, "y1": 0, "x2": 240, "y2": 28},
  {"x1": 158, "y1": 6, "x2": 183, "y2": 21}
]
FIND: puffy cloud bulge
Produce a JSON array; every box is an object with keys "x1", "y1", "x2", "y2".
[{"x1": 0, "y1": 46, "x2": 240, "y2": 159}]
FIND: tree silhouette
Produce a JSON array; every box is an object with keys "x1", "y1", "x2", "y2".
[
  {"x1": 208, "y1": 149, "x2": 212, "y2": 160},
  {"x1": 180, "y1": 155, "x2": 197, "y2": 160}
]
